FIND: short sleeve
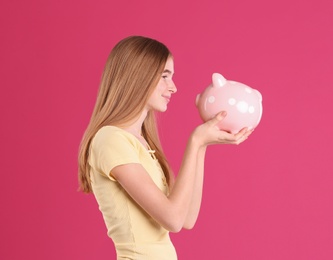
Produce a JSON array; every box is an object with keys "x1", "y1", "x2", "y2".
[{"x1": 90, "y1": 127, "x2": 141, "y2": 181}]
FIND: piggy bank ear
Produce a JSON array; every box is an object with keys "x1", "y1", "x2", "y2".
[
  {"x1": 212, "y1": 73, "x2": 227, "y2": 88},
  {"x1": 255, "y1": 89, "x2": 263, "y2": 102}
]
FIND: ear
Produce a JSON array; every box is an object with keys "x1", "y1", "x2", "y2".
[{"x1": 212, "y1": 73, "x2": 227, "y2": 88}]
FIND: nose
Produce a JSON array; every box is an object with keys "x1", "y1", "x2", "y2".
[{"x1": 169, "y1": 80, "x2": 177, "y2": 94}]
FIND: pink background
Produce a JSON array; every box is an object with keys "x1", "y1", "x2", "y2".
[{"x1": 1, "y1": 0, "x2": 332, "y2": 259}]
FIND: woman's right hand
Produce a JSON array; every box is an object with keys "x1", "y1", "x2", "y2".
[{"x1": 191, "y1": 111, "x2": 253, "y2": 148}]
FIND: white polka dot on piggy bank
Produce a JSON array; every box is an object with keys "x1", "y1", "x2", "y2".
[{"x1": 196, "y1": 73, "x2": 263, "y2": 134}]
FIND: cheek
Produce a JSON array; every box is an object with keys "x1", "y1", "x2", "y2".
[{"x1": 157, "y1": 82, "x2": 167, "y2": 92}]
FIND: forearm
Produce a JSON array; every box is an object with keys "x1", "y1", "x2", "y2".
[
  {"x1": 183, "y1": 146, "x2": 206, "y2": 229},
  {"x1": 167, "y1": 135, "x2": 202, "y2": 230}
]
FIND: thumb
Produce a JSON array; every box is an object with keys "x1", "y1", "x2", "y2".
[{"x1": 207, "y1": 111, "x2": 227, "y2": 126}]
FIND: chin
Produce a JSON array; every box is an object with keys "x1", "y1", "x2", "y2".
[{"x1": 157, "y1": 106, "x2": 168, "y2": 112}]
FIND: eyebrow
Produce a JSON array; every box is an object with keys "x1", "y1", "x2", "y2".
[{"x1": 162, "y1": 69, "x2": 173, "y2": 74}]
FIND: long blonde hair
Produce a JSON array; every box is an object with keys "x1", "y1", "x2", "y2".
[{"x1": 78, "y1": 36, "x2": 174, "y2": 193}]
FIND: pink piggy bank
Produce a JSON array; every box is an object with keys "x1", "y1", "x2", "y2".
[{"x1": 196, "y1": 73, "x2": 263, "y2": 133}]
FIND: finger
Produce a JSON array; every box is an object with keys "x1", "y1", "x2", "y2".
[
  {"x1": 237, "y1": 127, "x2": 249, "y2": 134},
  {"x1": 238, "y1": 129, "x2": 255, "y2": 144},
  {"x1": 236, "y1": 127, "x2": 255, "y2": 139},
  {"x1": 217, "y1": 131, "x2": 239, "y2": 142},
  {"x1": 244, "y1": 129, "x2": 254, "y2": 138},
  {"x1": 230, "y1": 135, "x2": 245, "y2": 145},
  {"x1": 234, "y1": 127, "x2": 248, "y2": 140},
  {"x1": 206, "y1": 111, "x2": 227, "y2": 126}
]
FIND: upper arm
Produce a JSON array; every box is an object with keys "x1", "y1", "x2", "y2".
[
  {"x1": 111, "y1": 163, "x2": 181, "y2": 232},
  {"x1": 90, "y1": 128, "x2": 140, "y2": 181}
]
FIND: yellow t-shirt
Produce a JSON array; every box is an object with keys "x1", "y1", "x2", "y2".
[{"x1": 89, "y1": 126, "x2": 177, "y2": 260}]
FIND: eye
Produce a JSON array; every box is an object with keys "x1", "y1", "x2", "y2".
[{"x1": 162, "y1": 75, "x2": 169, "y2": 79}]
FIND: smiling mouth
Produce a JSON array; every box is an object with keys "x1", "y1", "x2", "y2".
[{"x1": 162, "y1": 96, "x2": 170, "y2": 102}]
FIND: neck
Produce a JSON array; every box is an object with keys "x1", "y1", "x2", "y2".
[{"x1": 121, "y1": 109, "x2": 148, "y2": 137}]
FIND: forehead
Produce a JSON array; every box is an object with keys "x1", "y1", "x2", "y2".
[{"x1": 163, "y1": 57, "x2": 174, "y2": 72}]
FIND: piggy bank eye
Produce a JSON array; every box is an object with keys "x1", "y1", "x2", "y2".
[{"x1": 208, "y1": 96, "x2": 215, "y2": 103}]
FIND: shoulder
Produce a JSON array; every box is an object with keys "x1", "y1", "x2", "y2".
[
  {"x1": 93, "y1": 126, "x2": 136, "y2": 147},
  {"x1": 94, "y1": 126, "x2": 126, "y2": 139},
  {"x1": 89, "y1": 126, "x2": 142, "y2": 176}
]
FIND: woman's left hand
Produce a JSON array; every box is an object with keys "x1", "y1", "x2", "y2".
[{"x1": 191, "y1": 111, "x2": 254, "y2": 147}]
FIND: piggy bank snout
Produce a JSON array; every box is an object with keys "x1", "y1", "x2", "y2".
[{"x1": 195, "y1": 94, "x2": 201, "y2": 107}]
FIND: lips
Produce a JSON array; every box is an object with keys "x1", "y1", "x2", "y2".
[{"x1": 162, "y1": 95, "x2": 171, "y2": 102}]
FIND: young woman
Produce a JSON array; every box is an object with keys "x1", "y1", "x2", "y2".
[{"x1": 78, "y1": 36, "x2": 252, "y2": 260}]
